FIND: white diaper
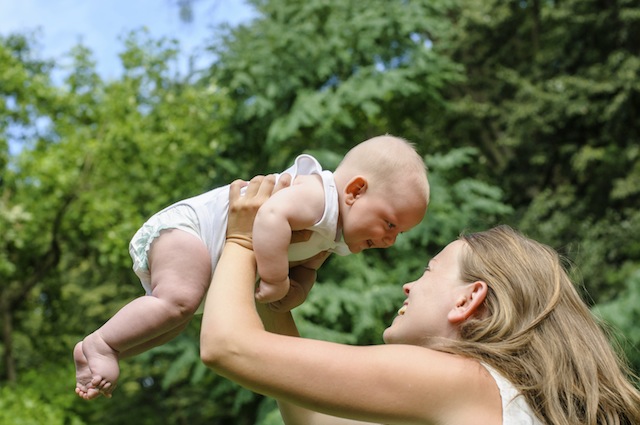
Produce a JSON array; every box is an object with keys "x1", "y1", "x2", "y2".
[{"x1": 128, "y1": 204, "x2": 202, "y2": 294}]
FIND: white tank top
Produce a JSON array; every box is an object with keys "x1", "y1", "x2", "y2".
[
  {"x1": 278, "y1": 154, "x2": 351, "y2": 261},
  {"x1": 482, "y1": 363, "x2": 544, "y2": 424}
]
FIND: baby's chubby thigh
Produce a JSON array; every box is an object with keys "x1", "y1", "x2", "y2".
[{"x1": 147, "y1": 229, "x2": 212, "y2": 318}]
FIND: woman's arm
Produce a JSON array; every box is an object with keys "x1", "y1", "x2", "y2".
[
  {"x1": 202, "y1": 240, "x2": 381, "y2": 425},
  {"x1": 200, "y1": 177, "x2": 500, "y2": 425},
  {"x1": 255, "y1": 303, "x2": 378, "y2": 425}
]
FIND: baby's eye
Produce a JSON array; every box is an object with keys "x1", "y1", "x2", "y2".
[{"x1": 387, "y1": 221, "x2": 396, "y2": 230}]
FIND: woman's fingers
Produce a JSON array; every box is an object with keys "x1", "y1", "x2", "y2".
[
  {"x1": 273, "y1": 173, "x2": 292, "y2": 194},
  {"x1": 253, "y1": 174, "x2": 277, "y2": 204},
  {"x1": 230, "y1": 173, "x2": 291, "y2": 210},
  {"x1": 229, "y1": 178, "x2": 249, "y2": 207},
  {"x1": 227, "y1": 173, "x2": 293, "y2": 241}
]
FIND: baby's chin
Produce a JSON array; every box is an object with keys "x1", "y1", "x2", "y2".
[
  {"x1": 347, "y1": 244, "x2": 363, "y2": 254},
  {"x1": 347, "y1": 240, "x2": 371, "y2": 253}
]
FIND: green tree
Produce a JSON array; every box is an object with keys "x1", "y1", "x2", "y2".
[
  {"x1": 205, "y1": 0, "x2": 465, "y2": 171},
  {"x1": 441, "y1": 0, "x2": 640, "y2": 299},
  {"x1": 1, "y1": 30, "x2": 247, "y2": 424},
  {"x1": 593, "y1": 270, "x2": 640, "y2": 384},
  {"x1": 0, "y1": 33, "x2": 61, "y2": 384},
  {"x1": 437, "y1": 0, "x2": 640, "y2": 377}
]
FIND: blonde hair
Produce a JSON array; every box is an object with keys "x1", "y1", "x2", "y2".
[
  {"x1": 336, "y1": 134, "x2": 429, "y2": 203},
  {"x1": 440, "y1": 225, "x2": 640, "y2": 424}
]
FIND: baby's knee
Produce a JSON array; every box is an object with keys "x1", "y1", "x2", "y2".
[{"x1": 160, "y1": 290, "x2": 204, "y2": 320}]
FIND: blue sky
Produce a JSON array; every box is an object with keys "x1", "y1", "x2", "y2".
[{"x1": 0, "y1": 0, "x2": 255, "y2": 79}]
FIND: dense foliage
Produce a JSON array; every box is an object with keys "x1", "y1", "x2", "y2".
[{"x1": 1, "y1": 0, "x2": 638, "y2": 423}]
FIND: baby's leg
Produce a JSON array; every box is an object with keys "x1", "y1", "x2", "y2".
[
  {"x1": 74, "y1": 321, "x2": 192, "y2": 399},
  {"x1": 75, "y1": 229, "x2": 211, "y2": 399},
  {"x1": 118, "y1": 320, "x2": 191, "y2": 359}
]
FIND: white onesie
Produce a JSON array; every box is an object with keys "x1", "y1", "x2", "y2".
[{"x1": 129, "y1": 154, "x2": 350, "y2": 294}]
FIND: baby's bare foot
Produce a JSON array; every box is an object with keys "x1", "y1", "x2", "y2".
[
  {"x1": 76, "y1": 333, "x2": 120, "y2": 399},
  {"x1": 74, "y1": 342, "x2": 102, "y2": 400}
]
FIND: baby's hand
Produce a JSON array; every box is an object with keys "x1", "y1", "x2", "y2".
[
  {"x1": 267, "y1": 278, "x2": 314, "y2": 313},
  {"x1": 255, "y1": 276, "x2": 291, "y2": 304}
]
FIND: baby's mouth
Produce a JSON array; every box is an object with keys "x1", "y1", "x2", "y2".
[{"x1": 367, "y1": 240, "x2": 373, "y2": 248}]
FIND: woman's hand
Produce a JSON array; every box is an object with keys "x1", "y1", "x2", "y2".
[
  {"x1": 226, "y1": 174, "x2": 292, "y2": 249},
  {"x1": 227, "y1": 173, "x2": 317, "y2": 312}
]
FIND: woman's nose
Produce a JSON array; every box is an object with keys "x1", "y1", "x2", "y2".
[{"x1": 403, "y1": 283, "x2": 412, "y2": 295}]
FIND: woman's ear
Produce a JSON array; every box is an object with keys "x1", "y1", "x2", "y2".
[
  {"x1": 448, "y1": 281, "x2": 488, "y2": 324},
  {"x1": 344, "y1": 176, "x2": 368, "y2": 205}
]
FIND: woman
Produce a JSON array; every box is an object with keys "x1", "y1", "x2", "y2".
[{"x1": 200, "y1": 175, "x2": 640, "y2": 425}]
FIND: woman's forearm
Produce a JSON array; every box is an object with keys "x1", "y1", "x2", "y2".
[
  {"x1": 256, "y1": 299, "x2": 361, "y2": 425},
  {"x1": 256, "y1": 302, "x2": 300, "y2": 337},
  {"x1": 200, "y1": 242, "x2": 306, "y2": 394},
  {"x1": 200, "y1": 242, "x2": 264, "y2": 366},
  {"x1": 255, "y1": 304, "x2": 319, "y2": 425},
  {"x1": 200, "y1": 242, "x2": 391, "y2": 425},
  {"x1": 200, "y1": 177, "x2": 383, "y2": 425}
]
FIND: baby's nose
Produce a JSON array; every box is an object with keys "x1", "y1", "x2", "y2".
[{"x1": 382, "y1": 234, "x2": 397, "y2": 247}]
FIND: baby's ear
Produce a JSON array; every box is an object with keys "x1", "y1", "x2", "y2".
[{"x1": 344, "y1": 176, "x2": 368, "y2": 205}]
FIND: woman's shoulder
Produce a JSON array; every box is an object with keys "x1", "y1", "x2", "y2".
[{"x1": 367, "y1": 345, "x2": 503, "y2": 424}]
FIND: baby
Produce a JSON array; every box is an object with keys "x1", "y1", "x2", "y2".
[{"x1": 74, "y1": 134, "x2": 430, "y2": 399}]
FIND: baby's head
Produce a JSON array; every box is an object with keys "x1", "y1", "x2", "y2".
[{"x1": 334, "y1": 135, "x2": 429, "y2": 253}]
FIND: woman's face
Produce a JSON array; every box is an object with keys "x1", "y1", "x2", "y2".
[{"x1": 383, "y1": 240, "x2": 468, "y2": 346}]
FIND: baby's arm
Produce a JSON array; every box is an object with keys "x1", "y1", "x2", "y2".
[
  {"x1": 252, "y1": 174, "x2": 325, "y2": 303},
  {"x1": 269, "y1": 250, "x2": 331, "y2": 312}
]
